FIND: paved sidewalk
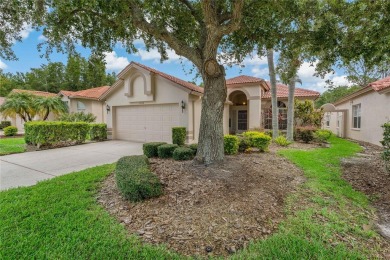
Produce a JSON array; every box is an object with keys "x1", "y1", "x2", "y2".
[{"x1": 0, "y1": 140, "x2": 143, "y2": 190}]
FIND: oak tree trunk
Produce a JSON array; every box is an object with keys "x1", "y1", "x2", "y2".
[
  {"x1": 267, "y1": 49, "x2": 279, "y2": 138},
  {"x1": 286, "y1": 77, "x2": 296, "y2": 141},
  {"x1": 195, "y1": 69, "x2": 227, "y2": 165}
]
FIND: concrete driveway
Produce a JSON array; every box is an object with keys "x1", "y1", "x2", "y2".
[{"x1": 0, "y1": 140, "x2": 143, "y2": 191}]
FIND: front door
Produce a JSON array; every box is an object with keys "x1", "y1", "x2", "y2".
[{"x1": 237, "y1": 110, "x2": 248, "y2": 132}]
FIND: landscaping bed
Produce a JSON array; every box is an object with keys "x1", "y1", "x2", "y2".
[
  {"x1": 341, "y1": 142, "x2": 390, "y2": 240},
  {"x1": 98, "y1": 152, "x2": 305, "y2": 257}
]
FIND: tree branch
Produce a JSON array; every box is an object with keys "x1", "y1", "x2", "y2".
[
  {"x1": 178, "y1": 0, "x2": 203, "y2": 25},
  {"x1": 218, "y1": 0, "x2": 244, "y2": 36}
]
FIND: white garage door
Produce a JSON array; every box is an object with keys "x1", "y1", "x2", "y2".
[{"x1": 115, "y1": 104, "x2": 181, "y2": 143}]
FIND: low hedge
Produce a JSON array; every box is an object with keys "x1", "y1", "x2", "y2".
[
  {"x1": 24, "y1": 121, "x2": 90, "y2": 147},
  {"x1": 143, "y1": 142, "x2": 167, "y2": 158},
  {"x1": 172, "y1": 127, "x2": 186, "y2": 146},
  {"x1": 4, "y1": 126, "x2": 18, "y2": 136},
  {"x1": 274, "y1": 136, "x2": 292, "y2": 147},
  {"x1": 188, "y1": 143, "x2": 198, "y2": 154},
  {"x1": 224, "y1": 135, "x2": 239, "y2": 155},
  {"x1": 89, "y1": 123, "x2": 107, "y2": 141},
  {"x1": 242, "y1": 131, "x2": 272, "y2": 152},
  {"x1": 173, "y1": 147, "x2": 194, "y2": 160},
  {"x1": 0, "y1": 121, "x2": 11, "y2": 130},
  {"x1": 314, "y1": 129, "x2": 333, "y2": 143},
  {"x1": 157, "y1": 144, "x2": 179, "y2": 158},
  {"x1": 115, "y1": 155, "x2": 162, "y2": 202}
]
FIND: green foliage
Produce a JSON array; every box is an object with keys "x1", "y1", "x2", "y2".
[
  {"x1": 0, "y1": 137, "x2": 25, "y2": 155},
  {"x1": 381, "y1": 123, "x2": 390, "y2": 172},
  {"x1": 3, "y1": 126, "x2": 18, "y2": 136},
  {"x1": 0, "y1": 92, "x2": 37, "y2": 122},
  {"x1": 294, "y1": 100, "x2": 324, "y2": 128},
  {"x1": 172, "y1": 147, "x2": 194, "y2": 161},
  {"x1": 224, "y1": 135, "x2": 239, "y2": 155},
  {"x1": 274, "y1": 136, "x2": 292, "y2": 147},
  {"x1": 315, "y1": 86, "x2": 361, "y2": 108},
  {"x1": 24, "y1": 121, "x2": 89, "y2": 147},
  {"x1": 34, "y1": 96, "x2": 68, "y2": 120},
  {"x1": 172, "y1": 127, "x2": 186, "y2": 146},
  {"x1": 188, "y1": 143, "x2": 198, "y2": 154},
  {"x1": 57, "y1": 112, "x2": 96, "y2": 123},
  {"x1": 0, "y1": 121, "x2": 11, "y2": 129},
  {"x1": 157, "y1": 144, "x2": 179, "y2": 158},
  {"x1": 142, "y1": 142, "x2": 167, "y2": 158},
  {"x1": 296, "y1": 126, "x2": 318, "y2": 143},
  {"x1": 115, "y1": 155, "x2": 162, "y2": 202},
  {"x1": 89, "y1": 124, "x2": 107, "y2": 141},
  {"x1": 238, "y1": 137, "x2": 251, "y2": 152},
  {"x1": 242, "y1": 131, "x2": 272, "y2": 152},
  {"x1": 314, "y1": 129, "x2": 333, "y2": 143}
]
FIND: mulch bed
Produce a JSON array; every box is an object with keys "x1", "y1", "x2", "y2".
[
  {"x1": 98, "y1": 150, "x2": 307, "y2": 257},
  {"x1": 341, "y1": 142, "x2": 390, "y2": 240}
]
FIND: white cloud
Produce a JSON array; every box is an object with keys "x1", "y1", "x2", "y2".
[
  {"x1": 104, "y1": 51, "x2": 129, "y2": 71},
  {"x1": 0, "y1": 59, "x2": 7, "y2": 69},
  {"x1": 135, "y1": 48, "x2": 181, "y2": 63},
  {"x1": 38, "y1": 34, "x2": 47, "y2": 41},
  {"x1": 19, "y1": 23, "x2": 33, "y2": 40},
  {"x1": 251, "y1": 67, "x2": 269, "y2": 78},
  {"x1": 243, "y1": 54, "x2": 268, "y2": 66}
]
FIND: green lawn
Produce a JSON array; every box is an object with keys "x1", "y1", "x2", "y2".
[
  {"x1": 0, "y1": 137, "x2": 26, "y2": 155},
  {"x1": 0, "y1": 137, "x2": 384, "y2": 259}
]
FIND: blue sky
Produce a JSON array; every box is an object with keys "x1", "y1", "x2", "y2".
[{"x1": 0, "y1": 27, "x2": 351, "y2": 93}]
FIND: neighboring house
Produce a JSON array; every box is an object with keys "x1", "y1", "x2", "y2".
[
  {"x1": 322, "y1": 76, "x2": 390, "y2": 146},
  {"x1": 59, "y1": 86, "x2": 110, "y2": 123},
  {"x1": 99, "y1": 62, "x2": 320, "y2": 143},
  {"x1": 0, "y1": 89, "x2": 58, "y2": 130}
]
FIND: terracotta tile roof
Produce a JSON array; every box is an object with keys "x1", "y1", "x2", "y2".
[
  {"x1": 226, "y1": 75, "x2": 264, "y2": 85},
  {"x1": 11, "y1": 89, "x2": 57, "y2": 97},
  {"x1": 262, "y1": 82, "x2": 320, "y2": 99},
  {"x1": 132, "y1": 62, "x2": 204, "y2": 94},
  {"x1": 63, "y1": 86, "x2": 111, "y2": 100},
  {"x1": 367, "y1": 76, "x2": 390, "y2": 92}
]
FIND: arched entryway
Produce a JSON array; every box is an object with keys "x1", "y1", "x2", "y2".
[{"x1": 228, "y1": 90, "x2": 248, "y2": 134}]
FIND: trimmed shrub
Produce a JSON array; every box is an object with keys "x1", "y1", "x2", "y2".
[
  {"x1": 381, "y1": 123, "x2": 390, "y2": 172},
  {"x1": 274, "y1": 136, "x2": 292, "y2": 147},
  {"x1": 296, "y1": 126, "x2": 317, "y2": 143},
  {"x1": 173, "y1": 147, "x2": 194, "y2": 160},
  {"x1": 89, "y1": 123, "x2": 107, "y2": 141},
  {"x1": 157, "y1": 144, "x2": 179, "y2": 158},
  {"x1": 143, "y1": 142, "x2": 167, "y2": 158},
  {"x1": 188, "y1": 143, "x2": 198, "y2": 154},
  {"x1": 57, "y1": 112, "x2": 96, "y2": 123},
  {"x1": 24, "y1": 121, "x2": 89, "y2": 147},
  {"x1": 224, "y1": 135, "x2": 239, "y2": 155},
  {"x1": 251, "y1": 132, "x2": 272, "y2": 152},
  {"x1": 172, "y1": 127, "x2": 186, "y2": 146},
  {"x1": 238, "y1": 137, "x2": 251, "y2": 152},
  {"x1": 0, "y1": 121, "x2": 11, "y2": 130},
  {"x1": 314, "y1": 129, "x2": 333, "y2": 143},
  {"x1": 115, "y1": 155, "x2": 162, "y2": 202},
  {"x1": 4, "y1": 126, "x2": 18, "y2": 136}
]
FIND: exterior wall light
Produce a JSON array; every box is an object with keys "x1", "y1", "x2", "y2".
[
  {"x1": 106, "y1": 104, "x2": 111, "y2": 113},
  {"x1": 181, "y1": 100, "x2": 186, "y2": 113}
]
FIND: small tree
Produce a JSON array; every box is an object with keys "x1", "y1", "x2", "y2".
[
  {"x1": 34, "y1": 96, "x2": 68, "y2": 120},
  {"x1": 294, "y1": 100, "x2": 323, "y2": 128},
  {"x1": 0, "y1": 92, "x2": 37, "y2": 122}
]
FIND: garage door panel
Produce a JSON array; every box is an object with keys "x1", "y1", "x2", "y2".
[{"x1": 115, "y1": 104, "x2": 181, "y2": 143}]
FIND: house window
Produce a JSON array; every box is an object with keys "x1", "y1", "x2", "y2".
[
  {"x1": 263, "y1": 101, "x2": 287, "y2": 130},
  {"x1": 325, "y1": 113, "x2": 330, "y2": 127},
  {"x1": 352, "y1": 104, "x2": 361, "y2": 129},
  {"x1": 77, "y1": 101, "x2": 86, "y2": 111}
]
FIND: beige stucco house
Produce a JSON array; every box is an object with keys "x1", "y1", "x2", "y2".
[
  {"x1": 322, "y1": 76, "x2": 390, "y2": 146},
  {"x1": 98, "y1": 62, "x2": 320, "y2": 143},
  {"x1": 59, "y1": 86, "x2": 110, "y2": 123}
]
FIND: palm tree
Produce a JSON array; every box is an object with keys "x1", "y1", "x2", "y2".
[
  {"x1": 286, "y1": 75, "x2": 302, "y2": 142},
  {"x1": 0, "y1": 92, "x2": 37, "y2": 122},
  {"x1": 34, "y1": 96, "x2": 68, "y2": 120},
  {"x1": 267, "y1": 48, "x2": 279, "y2": 138}
]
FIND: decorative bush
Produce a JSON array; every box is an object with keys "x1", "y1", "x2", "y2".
[
  {"x1": 188, "y1": 143, "x2": 198, "y2": 154},
  {"x1": 143, "y1": 142, "x2": 167, "y2": 158},
  {"x1": 314, "y1": 129, "x2": 333, "y2": 143},
  {"x1": 224, "y1": 135, "x2": 239, "y2": 155},
  {"x1": 157, "y1": 144, "x2": 179, "y2": 158},
  {"x1": 57, "y1": 112, "x2": 96, "y2": 123},
  {"x1": 173, "y1": 147, "x2": 194, "y2": 160},
  {"x1": 115, "y1": 155, "x2": 162, "y2": 202},
  {"x1": 251, "y1": 132, "x2": 272, "y2": 152},
  {"x1": 172, "y1": 127, "x2": 186, "y2": 146},
  {"x1": 0, "y1": 121, "x2": 11, "y2": 130},
  {"x1": 274, "y1": 136, "x2": 292, "y2": 147},
  {"x1": 3, "y1": 126, "x2": 18, "y2": 136},
  {"x1": 381, "y1": 123, "x2": 390, "y2": 172},
  {"x1": 295, "y1": 126, "x2": 318, "y2": 143},
  {"x1": 89, "y1": 123, "x2": 107, "y2": 141},
  {"x1": 238, "y1": 137, "x2": 251, "y2": 152},
  {"x1": 24, "y1": 121, "x2": 89, "y2": 147}
]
